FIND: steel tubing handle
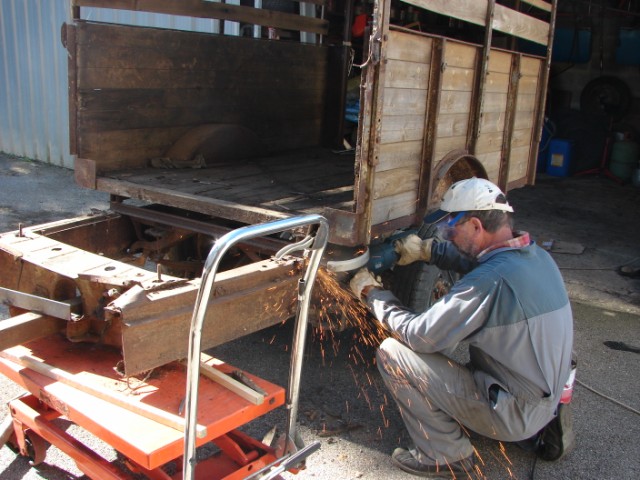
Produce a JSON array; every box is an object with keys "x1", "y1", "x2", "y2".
[{"x1": 183, "y1": 214, "x2": 329, "y2": 480}]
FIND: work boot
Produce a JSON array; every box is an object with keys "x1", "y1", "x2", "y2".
[
  {"x1": 537, "y1": 403, "x2": 575, "y2": 461},
  {"x1": 391, "y1": 448, "x2": 475, "y2": 478}
]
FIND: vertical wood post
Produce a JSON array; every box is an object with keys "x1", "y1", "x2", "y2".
[
  {"x1": 467, "y1": 0, "x2": 496, "y2": 155},
  {"x1": 527, "y1": 0, "x2": 558, "y2": 184}
]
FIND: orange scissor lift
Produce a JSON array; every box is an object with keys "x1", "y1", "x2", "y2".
[{"x1": 0, "y1": 215, "x2": 327, "y2": 480}]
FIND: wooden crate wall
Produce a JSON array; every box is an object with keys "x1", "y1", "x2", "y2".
[{"x1": 73, "y1": 21, "x2": 329, "y2": 172}]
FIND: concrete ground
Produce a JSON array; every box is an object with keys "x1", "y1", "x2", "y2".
[{"x1": 0, "y1": 152, "x2": 638, "y2": 479}]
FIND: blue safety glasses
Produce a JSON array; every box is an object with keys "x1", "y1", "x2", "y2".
[{"x1": 437, "y1": 211, "x2": 468, "y2": 240}]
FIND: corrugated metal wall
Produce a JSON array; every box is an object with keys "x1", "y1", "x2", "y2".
[
  {"x1": 1, "y1": 1, "x2": 291, "y2": 168},
  {"x1": 0, "y1": 0, "x2": 72, "y2": 167}
]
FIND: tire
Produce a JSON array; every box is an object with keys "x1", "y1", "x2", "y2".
[
  {"x1": 580, "y1": 76, "x2": 632, "y2": 122},
  {"x1": 391, "y1": 224, "x2": 460, "y2": 311}
]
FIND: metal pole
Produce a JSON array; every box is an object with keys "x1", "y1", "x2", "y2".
[{"x1": 183, "y1": 214, "x2": 329, "y2": 480}]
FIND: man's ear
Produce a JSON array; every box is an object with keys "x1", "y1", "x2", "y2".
[{"x1": 469, "y1": 216, "x2": 483, "y2": 232}]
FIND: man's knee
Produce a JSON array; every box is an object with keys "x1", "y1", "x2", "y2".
[{"x1": 377, "y1": 337, "x2": 410, "y2": 379}]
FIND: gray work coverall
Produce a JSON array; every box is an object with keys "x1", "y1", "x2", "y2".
[{"x1": 366, "y1": 237, "x2": 574, "y2": 465}]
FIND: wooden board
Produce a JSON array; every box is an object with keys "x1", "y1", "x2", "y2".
[
  {"x1": 72, "y1": 21, "x2": 330, "y2": 171},
  {"x1": 97, "y1": 149, "x2": 354, "y2": 218},
  {"x1": 74, "y1": 0, "x2": 328, "y2": 35},
  {"x1": 116, "y1": 258, "x2": 301, "y2": 374},
  {"x1": 402, "y1": 0, "x2": 551, "y2": 45}
]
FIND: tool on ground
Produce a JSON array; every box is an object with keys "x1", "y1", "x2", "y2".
[{"x1": 246, "y1": 440, "x2": 321, "y2": 480}]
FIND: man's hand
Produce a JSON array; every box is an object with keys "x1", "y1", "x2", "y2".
[
  {"x1": 394, "y1": 234, "x2": 434, "y2": 266},
  {"x1": 349, "y1": 268, "x2": 382, "y2": 299}
]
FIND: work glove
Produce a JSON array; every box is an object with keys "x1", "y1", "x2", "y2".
[
  {"x1": 349, "y1": 268, "x2": 382, "y2": 300},
  {"x1": 394, "y1": 234, "x2": 434, "y2": 266}
]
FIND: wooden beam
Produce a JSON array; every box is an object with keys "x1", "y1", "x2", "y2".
[
  {"x1": 467, "y1": 0, "x2": 495, "y2": 155},
  {"x1": 0, "y1": 350, "x2": 207, "y2": 438},
  {"x1": 96, "y1": 178, "x2": 291, "y2": 227},
  {"x1": 113, "y1": 258, "x2": 301, "y2": 375},
  {"x1": 401, "y1": 0, "x2": 550, "y2": 45},
  {"x1": 0, "y1": 313, "x2": 64, "y2": 352},
  {"x1": 520, "y1": 0, "x2": 552, "y2": 12},
  {"x1": 73, "y1": 0, "x2": 329, "y2": 35},
  {"x1": 198, "y1": 355, "x2": 264, "y2": 405},
  {"x1": 527, "y1": 0, "x2": 557, "y2": 185}
]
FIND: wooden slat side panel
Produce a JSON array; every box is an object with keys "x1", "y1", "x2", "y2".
[
  {"x1": 402, "y1": 0, "x2": 550, "y2": 45},
  {"x1": 74, "y1": 22, "x2": 329, "y2": 172},
  {"x1": 371, "y1": 31, "x2": 433, "y2": 228},
  {"x1": 432, "y1": 42, "x2": 476, "y2": 161}
]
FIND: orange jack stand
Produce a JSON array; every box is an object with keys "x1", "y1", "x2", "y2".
[{"x1": 0, "y1": 336, "x2": 287, "y2": 479}]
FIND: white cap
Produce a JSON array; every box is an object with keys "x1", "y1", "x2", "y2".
[{"x1": 424, "y1": 177, "x2": 513, "y2": 223}]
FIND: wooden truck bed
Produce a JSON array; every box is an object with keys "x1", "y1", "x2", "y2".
[
  {"x1": 98, "y1": 148, "x2": 356, "y2": 221},
  {"x1": 67, "y1": 0, "x2": 556, "y2": 248}
]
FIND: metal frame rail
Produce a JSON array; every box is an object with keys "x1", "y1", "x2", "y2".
[{"x1": 183, "y1": 214, "x2": 329, "y2": 480}]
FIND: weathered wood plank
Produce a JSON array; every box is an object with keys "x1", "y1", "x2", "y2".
[
  {"x1": 434, "y1": 113, "x2": 470, "y2": 138},
  {"x1": 371, "y1": 191, "x2": 417, "y2": 225},
  {"x1": 384, "y1": 59, "x2": 431, "y2": 89},
  {"x1": 377, "y1": 141, "x2": 423, "y2": 172},
  {"x1": 114, "y1": 259, "x2": 301, "y2": 374},
  {"x1": 484, "y1": 71, "x2": 510, "y2": 93},
  {"x1": 74, "y1": 0, "x2": 329, "y2": 35},
  {"x1": 441, "y1": 66, "x2": 475, "y2": 92},
  {"x1": 386, "y1": 31, "x2": 433, "y2": 63},
  {"x1": 482, "y1": 92, "x2": 508, "y2": 113},
  {"x1": 521, "y1": 0, "x2": 552, "y2": 12},
  {"x1": 443, "y1": 42, "x2": 478, "y2": 69},
  {"x1": 476, "y1": 131, "x2": 505, "y2": 155},
  {"x1": 520, "y1": 56, "x2": 543, "y2": 76},
  {"x1": 437, "y1": 91, "x2": 473, "y2": 115},
  {"x1": 477, "y1": 129, "x2": 533, "y2": 155},
  {"x1": 0, "y1": 313, "x2": 64, "y2": 352},
  {"x1": 479, "y1": 111, "x2": 506, "y2": 134},
  {"x1": 514, "y1": 93, "x2": 537, "y2": 113},
  {"x1": 382, "y1": 88, "x2": 428, "y2": 116},
  {"x1": 402, "y1": 0, "x2": 550, "y2": 45},
  {"x1": 373, "y1": 167, "x2": 420, "y2": 199},
  {"x1": 74, "y1": 21, "x2": 328, "y2": 171},
  {"x1": 380, "y1": 115, "x2": 426, "y2": 144},
  {"x1": 434, "y1": 135, "x2": 468, "y2": 159},
  {"x1": 517, "y1": 75, "x2": 539, "y2": 95},
  {"x1": 475, "y1": 151, "x2": 502, "y2": 180},
  {"x1": 507, "y1": 145, "x2": 531, "y2": 182},
  {"x1": 487, "y1": 51, "x2": 513, "y2": 74}
]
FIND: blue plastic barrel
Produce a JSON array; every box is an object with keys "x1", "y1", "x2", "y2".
[{"x1": 547, "y1": 139, "x2": 572, "y2": 177}]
